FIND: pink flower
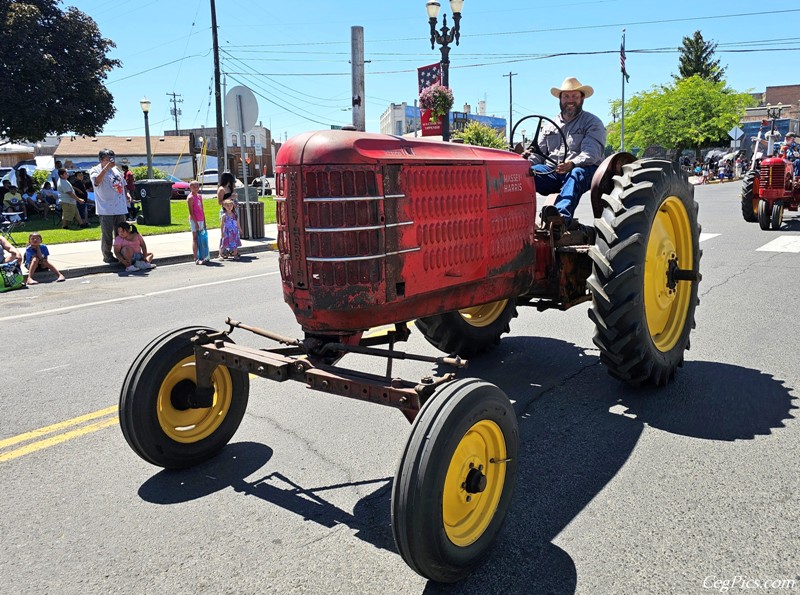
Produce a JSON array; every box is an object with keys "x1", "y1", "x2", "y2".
[{"x1": 419, "y1": 85, "x2": 454, "y2": 119}]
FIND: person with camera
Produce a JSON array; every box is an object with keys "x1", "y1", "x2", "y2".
[{"x1": 89, "y1": 149, "x2": 129, "y2": 264}]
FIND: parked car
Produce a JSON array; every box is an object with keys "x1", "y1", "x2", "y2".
[
  {"x1": 166, "y1": 174, "x2": 190, "y2": 200},
  {"x1": 199, "y1": 169, "x2": 218, "y2": 186}
]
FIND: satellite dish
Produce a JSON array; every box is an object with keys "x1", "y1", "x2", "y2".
[{"x1": 225, "y1": 85, "x2": 258, "y2": 133}]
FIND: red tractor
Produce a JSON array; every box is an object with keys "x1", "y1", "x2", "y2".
[
  {"x1": 740, "y1": 126, "x2": 800, "y2": 229},
  {"x1": 119, "y1": 123, "x2": 701, "y2": 583}
]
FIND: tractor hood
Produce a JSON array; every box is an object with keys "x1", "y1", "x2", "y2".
[{"x1": 276, "y1": 129, "x2": 522, "y2": 167}]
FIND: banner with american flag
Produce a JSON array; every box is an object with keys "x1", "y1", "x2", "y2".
[
  {"x1": 417, "y1": 62, "x2": 441, "y2": 94},
  {"x1": 418, "y1": 62, "x2": 443, "y2": 136}
]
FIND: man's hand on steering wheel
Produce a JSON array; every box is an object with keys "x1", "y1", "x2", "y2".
[{"x1": 555, "y1": 160, "x2": 575, "y2": 174}]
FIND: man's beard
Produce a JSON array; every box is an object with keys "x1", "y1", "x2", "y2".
[{"x1": 561, "y1": 101, "x2": 582, "y2": 119}]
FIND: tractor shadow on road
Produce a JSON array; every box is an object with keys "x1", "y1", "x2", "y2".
[
  {"x1": 422, "y1": 336, "x2": 796, "y2": 595},
  {"x1": 137, "y1": 441, "x2": 397, "y2": 552},
  {"x1": 775, "y1": 217, "x2": 800, "y2": 231}
]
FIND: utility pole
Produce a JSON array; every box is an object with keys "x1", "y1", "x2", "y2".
[
  {"x1": 503, "y1": 71, "x2": 517, "y2": 143},
  {"x1": 351, "y1": 26, "x2": 365, "y2": 131},
  {"x1": 210, "y1": 0, "x2": 224, "y2": 164},
  {"x1": 167, "y1": 92, "x2": 183, "y2": 133}
]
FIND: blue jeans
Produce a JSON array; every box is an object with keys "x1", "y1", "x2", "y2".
[
  {"x1": 792, "y1": 158, "x2": 800, "y2": 178},
  {"x1": 532, "y1": 163, "x2": 598, "y2": 226}
]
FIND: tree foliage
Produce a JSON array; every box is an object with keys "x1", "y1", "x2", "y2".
[
  {"x1": 0, "y1": 0, "x2": 120, "y2": 143},
  {"x1": 606, "y1": 76, "x2": 754, "y2": 159},
  {"x1": 675, "y1": 30, "x2": 725, "y2": 83},
  {"x1": 453, "y1": 120, "x2": 508, "y2": 149}
]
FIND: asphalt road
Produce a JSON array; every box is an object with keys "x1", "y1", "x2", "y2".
[{"x1": 1, "y1": 180, "x2": 798, "y2": 594}]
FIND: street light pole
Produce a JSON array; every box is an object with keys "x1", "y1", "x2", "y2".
[
  {"x1": 426, "y1": 0, "x2": 463, "y2": 142},
  {"x1": 140, "y1": 97, "x2": 154, "y2": 179}
]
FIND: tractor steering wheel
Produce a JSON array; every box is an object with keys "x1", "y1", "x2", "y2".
[{"x1": 510, "y1": 115, "x2": 568, "y2": 172}]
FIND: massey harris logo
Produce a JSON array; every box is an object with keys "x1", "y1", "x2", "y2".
[{"x1": 502, "y1": 172, "x2": 523, "y2": 194}]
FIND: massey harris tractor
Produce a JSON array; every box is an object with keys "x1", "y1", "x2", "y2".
[
  {"x1": 119, "y1": 122, "x2": 701, "y2": 583},
  {"x1": 740, "y1": 128, "x2": 800, "y2": 229}
]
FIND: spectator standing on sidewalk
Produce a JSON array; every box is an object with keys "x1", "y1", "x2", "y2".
[
  {"x1": 89, "y1": 149, "x2": 128, "y2": 264},
  {"x1": 187, "y1": 181, "x2": 208, "y2": 264},
  {"x1": 120, "y1": 163, "x2": 139, "y2": 221}
]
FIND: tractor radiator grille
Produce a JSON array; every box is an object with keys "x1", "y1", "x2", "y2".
[
  {"x1": 761, "y1": 163, "x2": 786, "y2": 189},
  {"x1": 276, "y1": 166, "x2": 385, "y2": 288}
]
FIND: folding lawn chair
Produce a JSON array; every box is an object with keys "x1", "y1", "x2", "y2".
[{"x1": 1, "y1": 212, "x2": 24, "y2": 246}]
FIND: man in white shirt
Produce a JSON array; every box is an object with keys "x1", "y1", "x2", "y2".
[{"x1": 89, "y1": 149, "x2": 129, "y2": 264}]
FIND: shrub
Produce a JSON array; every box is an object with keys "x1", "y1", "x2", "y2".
[
  {"x1": 453, "y1": 121, "x2": 508, "y2": 149},
  {"x1": 132, "y1": 166, "x2": 166, "y2": 181},
  {"x1": 32, "y1": 169, "x2": 49, "y2": 191}
]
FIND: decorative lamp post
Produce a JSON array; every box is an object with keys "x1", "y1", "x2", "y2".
[
  {"x1": 140, "y1": 97, "x2": 154, "y2": 179},
  {"x1": 426, "y1": 0, "x2": 463, "y2": 142}
]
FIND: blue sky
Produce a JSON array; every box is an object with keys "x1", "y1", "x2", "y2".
[{"x1": 72, "y1": 0, "x2": 800, "y2": 141}]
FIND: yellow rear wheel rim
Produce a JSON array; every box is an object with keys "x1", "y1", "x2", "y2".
[
  {"x1": 157, "y1": 356, "x2": 233, "y2": 443},
  {"x1": 458, "y1": 300, "x2": 508, "y2": 328},
  {"x1": 644, "y1": 196, "x2": 693, "y2": 352},
  {"x1": 443, "y1": 420, "x2": 506, "y2": 547}
]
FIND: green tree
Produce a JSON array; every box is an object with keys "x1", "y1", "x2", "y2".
[
  {"x1": 606, "y1": 76, "x2": 754, "y2": 161},
  {"x1": 453, "y1": 120, "x2": 507, "y2": 149},
  {"x1": 0, "y1": 1, "x2": 120, "y2": 143},
  {"x1": 675, "y1": 30, "x2": 725, "y2": 83}
]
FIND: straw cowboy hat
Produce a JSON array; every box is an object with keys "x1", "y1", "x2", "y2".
[{"x1": 550, "y1": 77, "x2": 594, "y2": 98}]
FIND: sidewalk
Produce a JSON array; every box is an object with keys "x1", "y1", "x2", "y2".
[{"x1": 46, "y1": 224, "x2": 278, "y2": 279}]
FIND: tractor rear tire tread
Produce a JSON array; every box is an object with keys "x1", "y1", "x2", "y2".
[{"x1": 588, "y1": 159, "x2": 700, "y2": 387}]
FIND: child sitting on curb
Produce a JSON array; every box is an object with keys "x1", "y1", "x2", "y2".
[
  {"x1": 114, "y1": 221, "x2": 156, "y2": 272},
  {"x1": 24, "y1": 232, "x2": 65, "y2": 284}
]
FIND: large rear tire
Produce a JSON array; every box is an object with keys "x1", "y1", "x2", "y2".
[
  {"x1": 392, "y1": 378, "x2": 518, "y2": 583},
  {"x1": 740, "y1": 170, "x2": 759, "y2": 223},
  {"x1": 588, "y1": 160, "x2": 701, "y2": 386},
  {"x1": 758, "y1": 199, "x2": 770, "y2": 230},
  {"x1": 119, "y1": 327, "x2": 249, "y2": 469},
  {"x1": 415, "y1": 300, "x2": 517, "y2": 357}
]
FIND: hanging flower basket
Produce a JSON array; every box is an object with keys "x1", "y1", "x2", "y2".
[{"x1": 420, "y1": 84, "x2": 454, "y2": 120}]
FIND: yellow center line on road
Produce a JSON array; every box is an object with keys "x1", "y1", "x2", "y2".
[
  {"x1": 0, "y1": 417, "x2": 119, "y2": 463},
  {"x1": 0, "y1": 406, "x2": 119, "y2": 464}
]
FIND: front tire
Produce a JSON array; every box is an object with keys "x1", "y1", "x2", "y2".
[
  {"x1": 758, "y1": 199, "x2": 770, "y2": 230},
  {"x1": 771, "y1": 201, "x2": 783, "y2": 230},
  {"x1": 119, "y1": 326, "x2": 249, "y2": 469},
  {"x1": 740, "y1": 170, "x2": 759, "y2": 222},
  {"x1": 415, "y1": 300, "x2": 517, "y2": 357},
  {"x1": 588, "y1": 160, "x2": 701, "y2": 386},
  {"x1": 392, "y1": 378, "x2": 518, "y2": 583}
]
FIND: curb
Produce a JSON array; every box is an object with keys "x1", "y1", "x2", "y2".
[{"x1": 62, "y1": 240, "x2": 278, "y2": 279}]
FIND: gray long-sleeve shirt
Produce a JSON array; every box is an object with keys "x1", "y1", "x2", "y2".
[{"x1": 529, "y1": 109, "x2": 607, "y2": 168}]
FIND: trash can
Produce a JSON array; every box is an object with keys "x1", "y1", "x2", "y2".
[
  {"x1": 135, "y1": 179, "x2": 172, "y2": 225},
  {"x1": 236, "y1": 188, "x2": 265, "y2": 239}
]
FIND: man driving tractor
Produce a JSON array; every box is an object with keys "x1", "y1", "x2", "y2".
[{"x1": 524, "y1": 76, "x2": 607, "y2": 227}]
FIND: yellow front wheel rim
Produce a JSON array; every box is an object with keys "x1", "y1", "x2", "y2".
[
  {"x1": 458, "y1": 300, "x2": 509, "y2": 328},
  {"x1": 157, "y1": 356, "x2": 233, "y2": 443},
  {"x1": 644, "y1": 196, "x2": 693, "y2": 352},
  {"x1": 443, "y1": 420, "x2": 506, "y2": 547}
]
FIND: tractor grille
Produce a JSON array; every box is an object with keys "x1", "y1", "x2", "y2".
[
  {"x1": 276, "y1": 166, "x2": 385, "y2": 288},
  {"x1": 761, "y1": 163, "x2": 786, "y2": 190}
]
